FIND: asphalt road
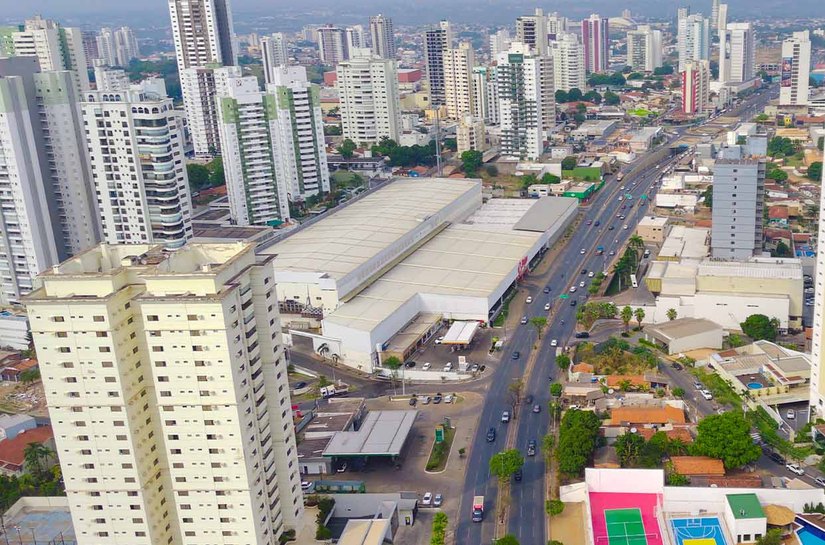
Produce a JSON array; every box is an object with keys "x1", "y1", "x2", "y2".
[{"x1": 455, "y1": 86, "x2": 780, "y2": 544}]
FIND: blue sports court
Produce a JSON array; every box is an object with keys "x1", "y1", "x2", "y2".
[{"x1": 669, "y1": 517, "x2": 727, "y2": 545}]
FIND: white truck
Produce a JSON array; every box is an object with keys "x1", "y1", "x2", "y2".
[
  {"x1": 319, "y1": 382, "x2": 350, "y2": 398},
  {"x1": 472, "y1": 496, "x2": 484, "y2": 522}
]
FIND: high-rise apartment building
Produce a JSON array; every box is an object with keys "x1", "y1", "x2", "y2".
[
  {"x1": 168, "y1": 0, "x2": 237, "y2": 156},
  {"x1": 369, "y1": 15, "x2": 395, "y2": 59},
  {"x1": 627, "y1": 26, "x2": 663, "y2": 72},
  {"x1": 24, "y1": 241, "x2": 303, "y2": 545},
  {"x1": 81, "y1": 79, "x2": 193, "y2": 249},
  {"x1": 261, "y1": 33, "x2": 290, "y2": 84},
  {"x1": 457, "y1": 116, "x2": 487, "y2": 154},
  {"x1": 486, "y1": 66, "x2": 500, "y2": 125},
  {"x1": 81, "y1": 31, "x2": 99, "y2": 69},
  {"x1": 718, "y1": 22, "x2": 755, "y2": 84},
  {"x1": 337, "y1": 53, "x2": 401, "y2": 144},
  {"x1": 471, "y1": 67, "x2": 491, "y2": 123},
  {"x1": 443, "y1": 42, "x2": 475, "y2": 120},
  {"x1": 711, "y1": 0, "x2": 721, "y2": 33},
  {"x1": 677, "y1": 13, "x2": 710, "y2": 71},
  {"x1": 0, "y1": 57, "x2": 99, "y2": 305},
  {"x1": 96, "y1": 28, "x2": 116, "y2": 66},
  {"x1": 681, "y1": 60, "x2": 710, "y2": 114},
  {"x1": 496, "y1": 44, "x2": 551, "y2": 160},
  {"x1": 424, "y1": 24, "x2": 451, "y2": 106},
  {"x1": 550, "y1": 32, "x2": 586, "y2": 92},
  {"x1": 581, "y1": 14, "x2": 609, "y2": 74},
  {"x1": 489, "y1": 29, "x2": 511, "y2": 59},
  {"x1": 516, "y1": 9, "x2": 548, "y2": 55},
  {"x1": 547, "y1": 13, "x2": 569, "y2": 40},
  {"x1": 711, "y1": 158, "x2": 765, "y2": 259},
  {"x1": 317, "y1": 25, "x2": 348, "y2": 65},
  {"x1": 9, "y1": 15, "x2": 89, "y2": 91},
  {"x1": 780, "y1": 31, "x2": 812, "y2": 106},
  {"x1": 113, "y1": 27, "x2": 140, "y2": 67},
  {"x1": 94, "y1": 63, "x2": 131, "y2": 91},
  {"x1": 217, "y1": 75, "x2": 290, "y2": 226},
  {"x1": 344, "y1": 26, "x2": 366, "y2": 57},
  {"x1": 809, "y1": 164, "x2": 825, "y2": 415}
]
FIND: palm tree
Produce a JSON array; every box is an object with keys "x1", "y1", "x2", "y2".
[
  {"x1": 666, "y1": 308, "x2": 678, "y2": 321},
  {"x1": 634, "y1": 307, "x2": 646, "y2": 329},
  {"x1": 628, "y1": 234, "x2": 645, "y2": 253},
  {"x1": 620, "y1": 306, "x2": 633, "y2": 331},
  {"x1": 23, "y1": 442, "x2": 52, "y2": 478}
]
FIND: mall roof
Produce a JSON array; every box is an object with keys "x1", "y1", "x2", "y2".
[
  {"x1": 323, "y1": 411, "x2": 418, "y2": 457},
  {"x1": 259, "y1": 178, "x2": 480, "y2": 281},
  {"x1": 697, "y1": 258, "x2": 802, "y2": 280},
  {"x1": 647, "y1": 318, "x2": 722, "y2": 341}
]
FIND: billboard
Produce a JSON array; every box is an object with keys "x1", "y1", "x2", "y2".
[{"x1": 781, "y1": 56, "x2": 793, "y2": 87}]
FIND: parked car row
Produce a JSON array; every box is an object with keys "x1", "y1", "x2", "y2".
[{"x1": 408, "y1": 393, "x2": 455, "y2": 406}]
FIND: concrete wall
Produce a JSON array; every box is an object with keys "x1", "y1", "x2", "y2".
[
  {"x1": 585, "y1": 468, "x2": 665, "y2": 494},
  {"x1": 663, "y1": 486, "x2": 824, "y2": 515},
  {"x1": 649, "y1": 294, "x2": 790, "y2": 331},
  {"x1": 668, "y1": 329, "x2": 724, "y2": 355}
]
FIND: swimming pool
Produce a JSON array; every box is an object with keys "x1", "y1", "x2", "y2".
[
  {"x1": 747, "y1": 382, "x2": 763, "y2": 389},
  {"x1": 798, "y1": 521, "x2": 825, "y2": 545}
]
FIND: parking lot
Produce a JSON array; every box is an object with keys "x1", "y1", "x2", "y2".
[{"x1": 402, "y1": 323, "x2": 501, "y2": 379}]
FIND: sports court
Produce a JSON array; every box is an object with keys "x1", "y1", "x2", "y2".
[
  {"x1": 590, "y1": 492, "x2": 664, "y2": 545},
  {"x1": 669, "y1": 517, "x2": 727, "y2": 545}
]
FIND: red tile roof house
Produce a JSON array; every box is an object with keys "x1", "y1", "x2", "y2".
[
  {"x1": 0, "y1": 358, "x2": 38, "y2": 382},
  {"x1": 0, "y1": 426, "x2": 55, "y2": 476}
]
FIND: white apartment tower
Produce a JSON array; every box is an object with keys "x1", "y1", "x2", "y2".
[
  {"x1": 0, "y1": 57, "x2": 99, "y2": 305},
  {"x1": 457, "y1": 116, "x2": 487, "y2": 153},
  {"x1": 96, "y1": 28, "x2": 116, "y2": 66},
  {"x1": 24, "y1": 241, "x2": 303, "y2": 545},
  {"x1": 337, "y1": 54, "x2": 401, "y2": 145},
  {"x1": 627, "y1": 26, "x2": 663, "y2": 72},
  {"x1": 581, "y1": 14, "x2": 610, "y2": 74},
  {"x1": 262, "y1": 33, "x2": 290, "y2": 84},
  {"x1": 547, "y1": 13, "x2": 569, "y2": 40},
  {"x1": 719, "y1": 22, "x2": 755, "y2": 84},
  {"x1": 81, "y1": 80, "x2": 194, "y2": 249},
  {"x1": 810, "y1": 163, "x2": 825, "y2": 415},
  {"x1": 424, "y1": 24, "x2": 451, "y2": 106},
  {"x1": 97, "y1": 27, "x2": 140, "y2": 67},
  {"x1": 710, "y1": 158, "x2": 765, "y2": 259},
  {"x1": 471, "y1": 66, "x2": 491, "y2": 123},
  {"x1": 168, "y1": 0, "x2": 237, "y2": 156},
  {"x1": 94, "y1": 63, "x2": 131, "y2": 91},
  {"x1": 780, "y1": 31, "x2": 811, "y2": 106},
  {"x1": 344, "y1": 26, "x2": 366, "y2": 58},
  {"x1": 317, "y1": 26, "x2": 348, "y2": 65},
  {"x1": 443, "y1": 42, "x2": 476, "y2": 120},
  {"x1": 550, "y1": 32, "x2": 586, "y2": 92},
  {"x1": 496, "y1": 44, "x2": 550, "y2": 160},
  {"x1": 489, "y1": 29, "x2": 511, "y2": 59},
  {"x1": 369, "y1": 15, "x2": 396, "y2": 59},
  {"x1": 515, "y1": 9, "x2": 548, "y2": 55},
  {"x1": 677, "y1": 13, "x2": 710, "y2": 72},
  {"x1": 11, "y1": 15, "x2": 89, "y2": 91}
]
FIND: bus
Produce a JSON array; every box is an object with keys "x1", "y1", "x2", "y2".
[{"x1": 630, "y1": 274, "x2": 639, "y2": 288}]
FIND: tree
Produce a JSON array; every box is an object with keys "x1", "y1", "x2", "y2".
[
  {"x1": 767, "y1": 136, "x2": 798, "y2": 158},
  {"x1": 338, "y1": 138, "x2": 357, "y2": 158},
  {"x1": 740, "y1": 314, "x2": 780, "y2": 342},
  {"x1": 207, "y1": 157, "x2": 225, "y2": 187},
  {"x1": 628, "y1": 234, "x2": 645, "y2": 254},
  {"x1": 620, "y1": 306, "x2": 633, "y2": 331},
  {"x1": 766, "y1": 168, "x2": 788, "y2": 182},
  {"x1": 666, "y1": 308, "x2": 678, "y2": 321},
  {"x1": 567, "y1": 88, "x2": 583, "y2": 102},
  {"x1": 382, "y1": 356, "x2": 403, "y2": 393},
  {"x1": 633, "y1": 308, "x2": 646, "y2": 329},
  {"x1": 604, "y1": 90, "x2": 620, "y2": 105},
  {"x1": 495, "y1": 535, "x2": 521, "y2": 545},
  {"x1": 460, "y1": 149, "x2": 483, "y2": 176},
  {"x1": 530, "y1": 316, "x2": 548, "y2": 339},
  {"x1": 486, "y1": 165, "x2": 499, "y2": 177},
  {"x1": 772, "y1": 240, "x2": 792, "y2": 258},
  {"x1": 186, "y1": 163, "x2": 211, "y2": 190},
  {"x1": 556, "y1": 353, "x2": 571, "y2": 371},
  {"x1": 508, "y1": 379, "x2": 524, "y2": 408},
  {"x1": 701, "y1": 186, "x2": 713, "y2": 208},
  {"x1": 541, "y1": 173, "x2": 561, "y2": 184},
  {"x1": 672, "y1": 387, "x2": 685, "y2": 398},
  {"x1": 615, "y1": 432, "x2": 645, "y2": 467},
  {"x1": 627, "y1": 72, "x2": 644, "y2": 80},
  {"x1": 443, "y1": 137, "x2": 457, "y2": 152},
  {"x1": 489, "y1": 449, "x2": 525, "y2": 483},
  {"x1": 555, "y1": 90, "x2": 569, "y2": 103},
  {"x1": 808, "y1": 161, "x2": 822, "y2": 181},
  {"x1": 550, "y1": 383, "x2": 563, "y2": 397},
  {"x1": 546, "y1": 499, "x2": 565, "y2": 516},
  {"x1": 19, "y1": 369, "x2": 40, "y2": 384},
  {"x1": 693, "y1": 411, "x2": 761, "y2": 469},
  {"x1": 324, "y1": 124, "x2": 342, "y2": 135},
  {"x1": 23, "y1": 442, "x2": 52, "y2": 478},
  {"x1": 561, "y1": 156, "x2": 578, "y2": 170},
  {"x1": 583, "y1": 90, "x2": 602, "y2": 104},
  {"x1": 756, "y1": 529, "x2": 783, "y2": 545},
  {"x1": 576, "y1": 102, "x2": 587, "y2": 113},
  {"x1": 556, "y1": 410, "x2": 601, "y2": 475},
  {"x1": 653, "y1": 64, "x2": 674, "y2": 76},
  {"x1": 542, "y1": 434, "x2": 556, "y2": 460},
  {"x1": 430, "y1": 512, "x2": 448, "y2": 545}
]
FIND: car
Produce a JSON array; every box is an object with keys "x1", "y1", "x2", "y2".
[
  {"x1": 816, "y1": 477, "x2": 825, "y2": 488},
  {"x1": 301, "y1": 481, "x2": 312, "y2": 491},
  {"x1": 443, "y1": 363, "x2": 453, "y2": 372},
  {"x1": 526, "y1": 296, "x2": 533, "y2": 304},
  {"x1": 620, "y1": 186, "x2": 625, "y2": 190},
  {"x1": 588, "y1": 271, "x2": 595, "y2": 278},
  {"x1": 805, "y1": 287, "x2": 815, "y2": 294},
  {"x1": 786, "y1": 463, "x2": 805, "y2": 476},
  {"x1": 422, "y1": 362, "x2": 432, "y2": 371},
  {"x1": 512, "y1": 351, "x2": 520, "y2": 360},
  {"x1": 787, "y1": 410, "x2": 796, "y2": 420},
  {"x1": 433, "y1": 393, "x2": 443, "y2": 404},
  {"x1": 513, "y1": 468, "x2": 523, "y2": 482},
  {"x1": 550, "y1": 339, "x2": 558, "y2": 347},
  {"x1": 434, "y1": 336, "x2": 444, "y2": 344},
  {"x1": 543, "y1": 286, "x2": 551, "y2": 294},
  {"x1": 570, "y1": 300, "x2": 577, "y2": 307},
  {"x1": 336, "y1": 462, "x2": 348, "y2": 473},
  {"x1": 623, "y1": 225, "x2": 629, "y2": 230},
  {"x1": 700, "y1": 390, "x2": 713, "y2": 401},
  {"x1": 433, "y1": 494, "x2": 443, "y2": 507},
  {"x1": 405, "y1": 361, "x2": 416, "y2": 368},
  {"x1": 806, "y1": 300, "x2": 814, "y2": 306},
  {"x1": 487, "y1": 427, "x2": 496, "y2": 442},
  {"x1": 422, "y1": 492, "x2": 433, "y2": 506},
  {"x1": 609, "y1": 250, "x2": 615, "y2": 256},
  {"x1": 586, "y1": 219, "x2": 593, "y2": 225},
  {"x1": 671, "y1": 362, "x2": 683, "y2": 371},
  {"x1": 581, "y1": 269, "x2": 588, "y2": 275},
  {"x1": 444, "y1": 394, "x2": 454, "y2": 404},
  {"x1": 580, "y1": 248, "x2": 586, "y2": 254},
  {"x1": 502, "y1": 411, "x2": 510, "y2": 423},
  {"x1": 643, "y1": 249, "x2": 651, "y2": 257},
  {"x1": 693, "y1": 381, "x2": 702, "y2": 390},
  {"x1": 527, "y1": 440, "x2": 537, "y2": 456},
  {"x1": 621, "y1": 204, "x2": 627, "y2": 210},
  {"x1": 533, "y1": 404, "x2": 541, "y2": 413},
  {"x1": 608, "y1": 225, "x2": 615, "y2": 231},
  {"x1": 619, "y1": 215, "x2": 626, "y2": 220},
  {"x1": 768, "y1": 451, "x2": 784, "y2": 464},
  {"x1": 569, "y1": 286, "x2": 577, "y2": 293},
  {"x1": 421, "y1": 395, "x2": 431, "y2": 404},
  {"x1": 409, "y1": 397, "x2": 417, "y2": 406},
  {"x1": 521, "y1": 315, "x2": 528, "y2": 324},
  {"x1": 544, "y1": 303, "x2": 551, "y2": 311},
  {"x1": 470, "y1": 363, "x2": 480, "y2": 372},
  {"x1": 579, "y1": 281, "x2": 586, "y2": 288},
  {"x1": 575, "y1": 332, "x2": 590, "y2": 339}
]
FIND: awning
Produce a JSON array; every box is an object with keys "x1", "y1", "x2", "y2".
[{"x1": 442, "y1": 321, "x2": 480, "y2": 345}]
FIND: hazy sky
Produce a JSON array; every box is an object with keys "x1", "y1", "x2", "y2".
[{"x1": 2, "y1": 0, "x2": 822, "y2": 25}]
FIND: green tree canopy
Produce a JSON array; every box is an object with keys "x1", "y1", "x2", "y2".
[
  {"x1": 583, "y1": 90, "x2": 603, "y2": 104},
  {"x1": 556, "y1": 353, "x2": 571, "y2": 370},
  {"x1": 767, "y1": 136, "x2": 798, "y2": 157},
  {"x1": 604, "y1": 90, "x2": 621, "y2": 105},
  {"x1": 460, "y1": 149, "x2": 483, "y2": 176},
  {"x1": 207, "y1": 157, "x2": 225, "y2": 187},
  {"x1": 615, "y1": 432, "x2": 645, "y2": 467},
  {"x1": 561, "y1": 156, "x2": 578, "y2": 170},
  {"x1": 550, "y1": 383, "x2": 563, "y2": 397},
  {"x1": 568, "y1": 88, "x2": 583, "y2": 102},
  {"x1": 489, "y1": 449, "x2": 525, "y2": 483},
  {"x1": 701, "y1": 186, "x2": 713, "y2": 208},
  {"x1": 808, "y1": 161, "x2": 822, "y2": 181},
  {"x1": 693, "y1": 411, "x2": 761, "y2": 469},
  {"x1": 766, "y1": 168, "x2": 788, "y2": 182},
  {"x1": 627, "y1": 72, "x2": 644, "y2": 80},
  {"x1": 740, "y1": 314, "x2": 779, "y2": 342},
  {"x1": 186, "y1": 163, "x2": 211, "y2": 190},
  {"x1": 555, "y1": 89, "x2": 569, "y2": 103},
  {"x1": 556, "y1": 410, "x2": 601, "y2": 475},
  {"x1": 772, "y1": 240, "x2": 792, "y2": 258},
  {"x1": 666, "y1": 308, "x2": 678, "y2": 321},
  {"x1": 338, "y1": 138, "x2": 357, "y2": 158},
  {"x1": 756, "y1": 529, "x2": 783, "y2": 545},
  {"x1": 494, "y1": 535, "x2": 521, "y2": 545},
  {"x1": 620, "y1": 306, "x2": 633, "y2": 330},
  {"x1": 633, "y1": 308, "x2": 646, "y2": 328},
  {"x1": 530, "y1": 316, "x2": 548, "y2": 339},
  {"x1": 542, "y1": 173, "x2": 561, "y2": 184},
  {"x1": 653, "y1": 64, "x2": 674, "y2": 75}
]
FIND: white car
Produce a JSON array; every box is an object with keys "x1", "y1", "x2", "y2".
[
  {"x1": 422, "y1": 362, "x2": 432, "y2": 371},
  {"x1": 501, "y1": 411, "x2": 510, "y2": 423},
  {"x1": 433, "y1": 493, "x2": 443, "y2": 507},
  {"x1": 444, "y1": 394, "x2": 454, "y2": 404},
  {"x1": 700, "y1": 390, "x2": 713, "y2": 401},
  {"x1": 787, "y1": 410, "x2": 795, "y2": 420},
  {"x1": 544, "y1": 303, "x2": 551, "y2": 311},
  {"x1": 580, "y1": 248, "x2": 586, "y2": 254},
  {"x1": 588, "y1": 271, "x2": 595, "y2": 278},
  {"x1": 301, "y1": 481, "x2": 312, "y2": 491},
  {"x1": 623, "y1": 225, "x2": 629, "y2": 230},
  {"x1": 422, "y1": 492, "x2": 433, "y2": 506},
  {"x1": 521, "y1": 316, "x2": 528, "y2": 324},
  {"x1": 550, "y1": 339, "x2": 558, "y2": 347},
  {"x1": 434, "y1": 336, "x2": 444, "y2": 344},
  {"x1": 579, "y1": 281, "x2": 585, "y2": 288},
  {"x1": 569, "y1": 286, "x2": 577, "y2": 293},
  {"x1": 526, "y1": 296, "x2": 533, "y2": 304},
  {"x1": 443, "y1": 362, "x2": 453, "y2": 372},
  {"x1": 786, "y1": 463, "x2": 805, "y2": 476}
]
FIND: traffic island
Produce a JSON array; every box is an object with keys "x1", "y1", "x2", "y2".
[{"x1": 425, "y1": 426, "x2": 455, "y2": 473}]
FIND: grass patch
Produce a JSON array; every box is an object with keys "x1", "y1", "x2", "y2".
[
  {"x1": 690, "y1": 368, "x2": 741, "y2": 407},
  {"x1": 492, "y1": 291, "x2": 516, "y2": 327},
  {"x1": 426, "y1": 427, "x2": 455, "y2": 471},
  {"x1": 627, "y1": 108, "x2": 652, "y2": 117}
]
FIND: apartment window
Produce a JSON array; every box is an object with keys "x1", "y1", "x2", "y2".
[
  {"x1": 55, "y1": 332, "x2": 68, "y2": 338},
  {"x1": 58, "y1": 347, "x2": 71, "y2": 353},
  {"x1": 187, "y1": 315, "x2": 198, "y2": 321},
  {"x1": 65, "y1": 377, "x2": 77, "y2": 383},
  {"x1": 96, "y1": 332, "x2": 108, "y2": 338},
  {"x1": 93, "y1": 316, "x2": 105, "y2": 322},
  {"x1": 147, "y1": 315, "x2": 159, "y2": 321},
  {"x1": 52, "y1": 316, "x2": 65, "y2": 322},
  {"x1": 183, "y1": 517, "x2": 193, "y2": 523},
  {"x1": 152, "y1": 346, "x2": 164, "y2": 352}
]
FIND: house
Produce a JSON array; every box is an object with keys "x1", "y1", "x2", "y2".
[
  {"x1": 609, "y1": 406, "x2": 687, "y2": 427},
  {"x1": 670, "y1": 456, "x2": 725, "y2": 477},
  {"x1": 605, "y1": 375, "x2": 650, "y2": 390},
  {"x1": 637, "y1": 427, "x2": 693, "y2": 443},
  {"x1": 569, "y1": 362, "x2": 595, "y2": 382},
  {"x1": 0, "y1": 426, "x2": 55, "y2": 476},
  {"x1": 0, "y1": 358, "x2": 38, "y2": 382},
  {"x1": 0, "y1": 414, "x2": 37, "y2": 441}
]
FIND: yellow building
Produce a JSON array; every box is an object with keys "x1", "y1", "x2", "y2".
[{"x1": 25, "y1": 243, "x2": 302, "y2": 545}]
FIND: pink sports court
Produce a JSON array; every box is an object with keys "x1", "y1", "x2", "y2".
[{"x1": 589, "y1": 492, "x2": 664, "y2": 545}]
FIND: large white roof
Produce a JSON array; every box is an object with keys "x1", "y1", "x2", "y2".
[{"x1": 259, "y1": 178, "x2": 479, "y2": 281}]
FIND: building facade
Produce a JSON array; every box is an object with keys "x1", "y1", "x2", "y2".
[
  {"x1": 627, "y1": 26, "x2": 663, "y2": 72},
  {"x1": 677, "y1": 13, "x2": 710, "y2": 72},
  {"x1": 515, "y1": 8, "x2": 548, "y2": 56},
  {"x1": 336, "y1": 54, "x2": 400, "y2": 144},
  {"x1": 719, "y1": 22, "x2": 755, "y2": 84},
  {"x1": 24, "y1": 242, "x2": 303, "y2": 545},
  {"x1": 81, "y1": 80, "x2": 194, "y2": 249},
  {"x1": 780, "y1": 31, "x2": 811, "y2": 106},
  {"x1": 551, "y1": 32, "x2": 586, "y2": 92},
  {"x1": 369, "y1": 15, "x2": 395, "y2": 59},
  {"x1": 457, "y1": 116, "x2": 487, "y2": 153},
  {"x1": 423, "y1": 25, "x2": 450, "y2": 107},
  {"x1": 261, "y1": 33, "x2": 289, "y2": 84},
  {"x1": 317, "y1": 26, "x2": 348, "y2": 65},
  {"x1": 496, "y1": 45, "x2": 548, "y2": 160},
  {"x1": 443, "y1": 42, "x2": 475, "y2": 120},
  {"x1": 810, "y1": 161, "x2": 825, "y2": 414},
  {"x1": 711, "y1": 158, "x2": 765, "y2": 260},
  {"x1": 681, "y1": 60, "x2": 710, "y2": 114},
  {"x1": 10, "y1": 16, "x2": 89, "y2": 91},
  {"x1": 489, "y1": 29, "x2": 511, "y2": 58},
  {"x1": 581, "y1": 14, "x2": 609, "y2": 74}
]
